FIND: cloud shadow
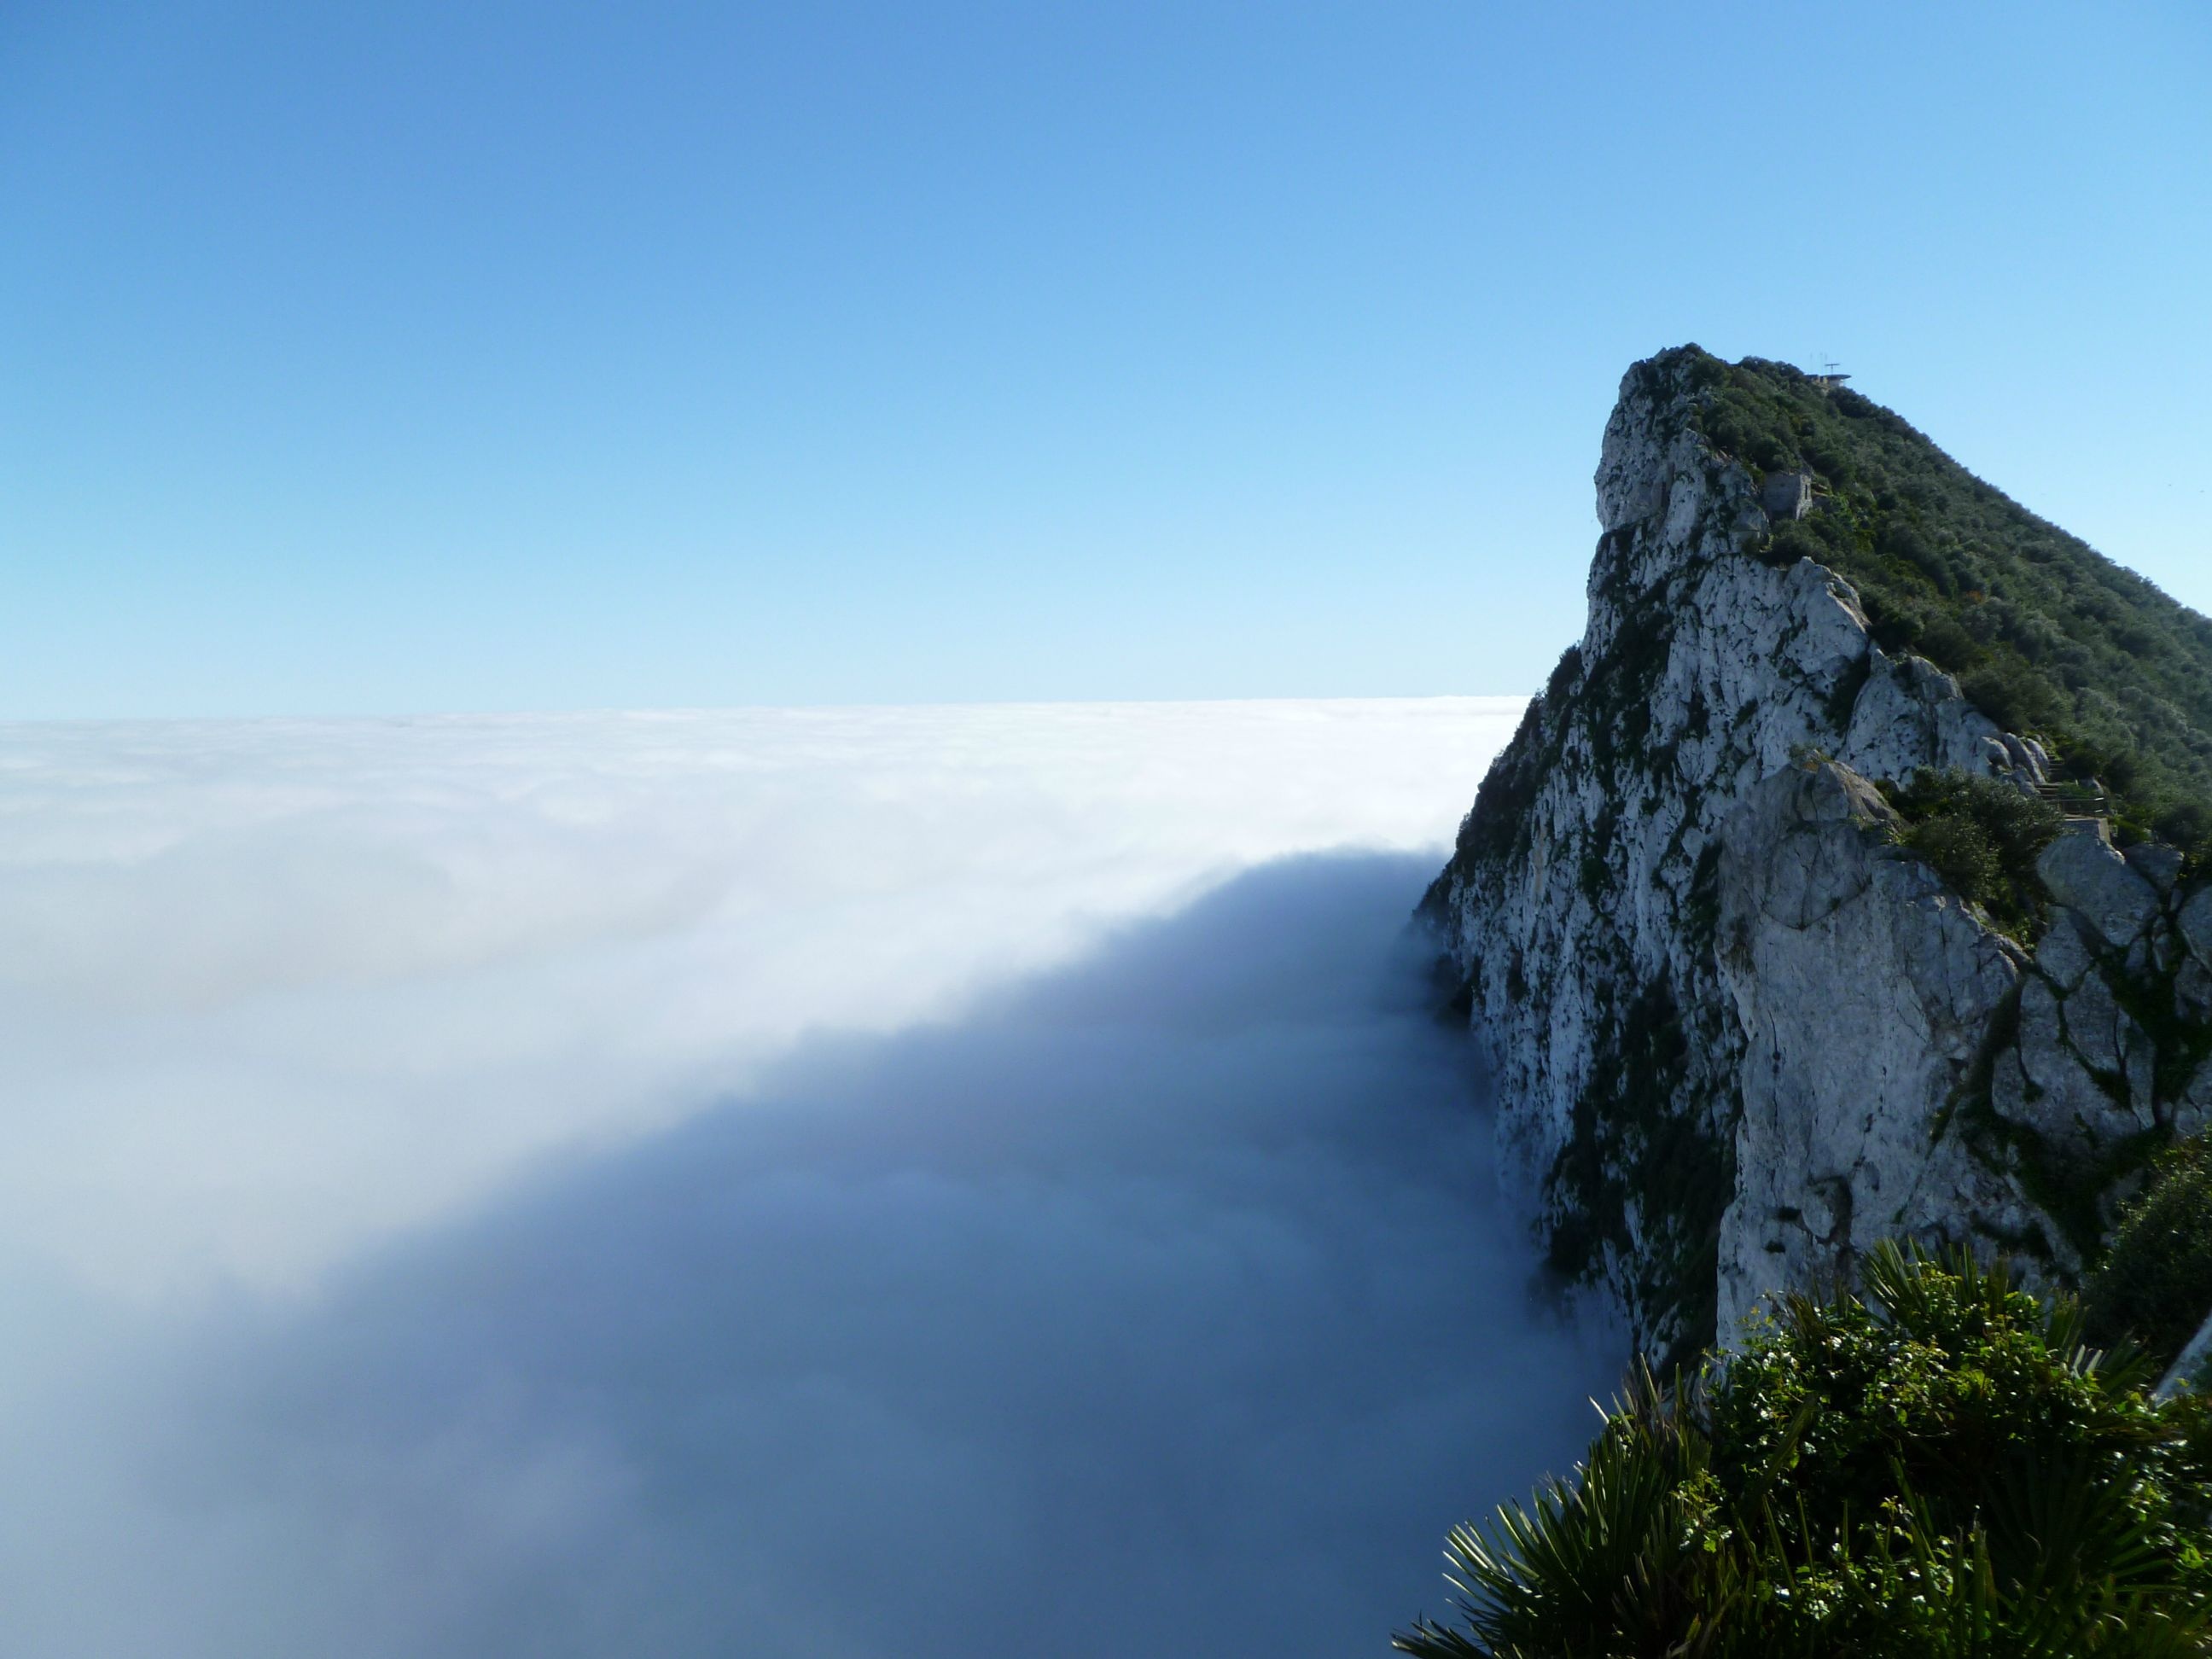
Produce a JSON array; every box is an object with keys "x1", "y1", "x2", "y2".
[{"x1": 32, "y1": 852, "x2": 1621, "y2": 1657}]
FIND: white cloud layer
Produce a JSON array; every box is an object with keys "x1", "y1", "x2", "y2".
[
  {"x1": 0, "y1": 697, "x2": 1523, "y2": 1295},
  {"x1": 0, "y1": 697, "x2": 1620, "y2": 1658}
]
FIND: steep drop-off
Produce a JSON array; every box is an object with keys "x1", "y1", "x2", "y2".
[{"x1": 1423, "y1": 349, "x2": 2212, "y2": 1363}]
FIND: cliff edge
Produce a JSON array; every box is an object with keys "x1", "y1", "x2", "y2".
[{"x1": 1423, "y1": 348, "x2": 2212, "y2": 1362}]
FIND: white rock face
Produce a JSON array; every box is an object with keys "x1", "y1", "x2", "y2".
[
  {"x1": 2040, "y1": 826, "x2": 2160, "y2": 948},
  {"x1": 1714, "y1": 762, "x2": 2033, "y2": 1335},
  {"x1": 1423, "y1": 348, "x2": 2212, "y2": 1357}
]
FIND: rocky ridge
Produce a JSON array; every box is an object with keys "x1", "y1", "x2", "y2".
[{"x1": 1422, "y1": 348, "x2": 2212, "y2": 1360}]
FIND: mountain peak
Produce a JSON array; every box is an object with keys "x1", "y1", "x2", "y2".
[{"x1": 1423, "y1": 352, "x2": 2212, "y2": 1362}]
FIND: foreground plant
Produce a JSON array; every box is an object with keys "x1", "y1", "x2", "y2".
[{"x1": 1396, "y1": 1244, "x2": 2212, "y2": 1657}]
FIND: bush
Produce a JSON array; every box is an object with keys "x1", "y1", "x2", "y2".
[
  {"x1": 1886, "y1": 767, "x2": 2064, "y2": 936},
  {"x1": 1396, "y1": 1245, "x2": 2212, "y2": 1658},
  {"x1": 1959, "y1": 656, "x2": 2064, "y2": 732},
  {"x1": 2159, "y1": 800, "x2": 2212, "y2": 857},
  {"x1": 2087, "y1": 1138, "x2": 2212, "y2": 1368},
  {"x1": 1906, "y1": 812, "x2": 2005, "y2": 910}
]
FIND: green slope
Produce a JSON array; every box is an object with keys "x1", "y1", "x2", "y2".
[{"x1": 1687, "y1": 350, "x2": 2212, "y2": 847}]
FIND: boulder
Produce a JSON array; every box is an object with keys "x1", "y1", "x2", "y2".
[{"x1": 2039, "y1": 827, "x2": 2158, "y2": 949}]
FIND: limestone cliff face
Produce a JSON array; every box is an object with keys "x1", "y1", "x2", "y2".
[
  {"x1": 1712, "y1": 761, "x2": 2027, "y2": 1338},
  {"x1": 1423, "y1": 348, "x2": 2212, "y2": 1359}
]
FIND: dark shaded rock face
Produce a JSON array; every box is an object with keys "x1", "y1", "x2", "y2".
[{"x1": 1423, "y1": 349, "x2": 2212, "y2": 1362}]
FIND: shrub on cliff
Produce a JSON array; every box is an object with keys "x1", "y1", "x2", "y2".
[
  {"x1": 1881, "y1": 766, "x2": 2064, "y2": 936},
  {"x1": 2087, "y1": 1138, "x2": 2212, "y2": 1371},
  {"x1": 1396, "y1": 1244, "x2": 2212, "y2": 1657}
]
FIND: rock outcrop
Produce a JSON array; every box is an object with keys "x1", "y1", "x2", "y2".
[
  {"x1": 1422, "y1": 348, "x2": 2212, "y2": 1360},
  {"x1": 1712, "y1": 761, "x2": 2031, "y2": 1336}
]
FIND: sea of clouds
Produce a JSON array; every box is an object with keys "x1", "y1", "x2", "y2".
[{"x1": 0, "y1": 698, "x2": 1621, "y2": 1656}]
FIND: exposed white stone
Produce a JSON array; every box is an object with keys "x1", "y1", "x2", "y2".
[
  {"x1": 2178, "y1": 886, "x2": 2212, "y2": 969},
  {"x1": 2013, "y1": 970, "x2": 2151, "y2": 1147},
  {"x1": 2039, "y1": 828, "x2": 2159, "y2": 948},
  {"x1": 1761, "y1": 470, "x2": 1814, "y2": 521},
  {"x1": 1427, "y1": 349, "x2": 2209, "y2": 1356},
  {"x1": 1841, "y1": 653, "x2": 2011, "y2": 782},
  {"x1": 2174, "y1": 1060, "x2": 2212, "y2": 1141},
  {"x1": 2001, "y1": 735, "x2": 2051, "y2": 783},
  {"x1": 2127, "y1": 842, "x2": 2186, "y2": 895},
  {"x1": 2035, "y1": 915, "x2": 2098, "y2": 992},
  {"x1": 2178, "y1": 958, "x2": 2212, "y2": 1025},
  {"x1": 1714, "y1": 763, "x2": 2029, "y2": 1336},
  {"x1": 2157, "y1": 1306, "x2": 2212, "y2": 1399}
]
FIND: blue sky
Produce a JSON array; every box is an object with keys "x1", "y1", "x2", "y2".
[{"x1": 4, "y1": 0, "x2": 2207, "y2": 718}]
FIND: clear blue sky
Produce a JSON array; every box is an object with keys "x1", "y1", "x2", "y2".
[{"x1": 4, "y1": 1, "x2": 2207, "y2": 718}]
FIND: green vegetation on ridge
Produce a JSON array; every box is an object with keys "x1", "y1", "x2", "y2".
[
  {"x1": 1423, "y1": 349, "x2": 2212, "y2": 1373},
  {"x1": 1685, "y1": 350, "x2": 2212, "y2": 850}
]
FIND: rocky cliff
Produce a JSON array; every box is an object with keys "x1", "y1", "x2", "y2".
[{"x1": 1423, "y1": 348, "x2": 2212, "y2": 1363}]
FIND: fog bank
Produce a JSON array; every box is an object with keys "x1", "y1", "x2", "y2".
[
  {"x1": 0, "y1": 700, "x2": 1614, "y2": 1656},
  {"x1": 0, "y1": 699, "x2": 1525, "y2": 1295},
  {"x1": 5, "y1": 854, "x2": 1615, "y2": 1657}
]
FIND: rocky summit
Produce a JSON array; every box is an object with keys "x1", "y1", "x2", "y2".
[{"x1": 1422, "y1": 347, "x2": 2212, "y2": 1365}]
